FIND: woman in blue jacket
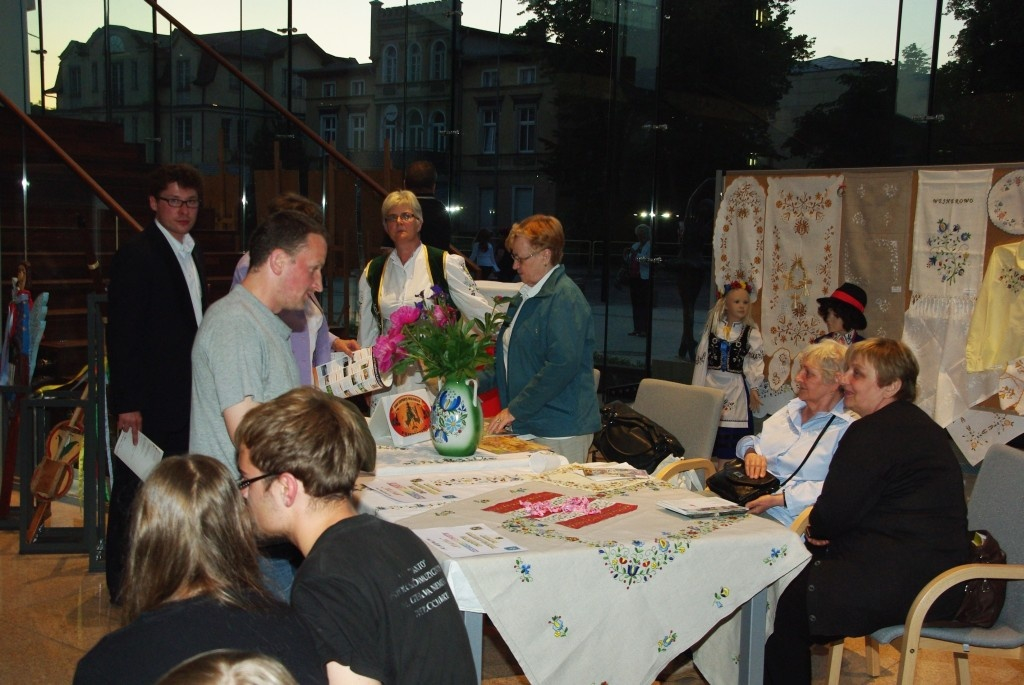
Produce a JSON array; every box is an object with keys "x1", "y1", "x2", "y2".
[{"x1": 483, "y1": 215, "x2": 600, "y2": 462}]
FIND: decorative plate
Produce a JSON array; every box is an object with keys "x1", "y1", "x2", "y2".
[{"x1": 987, "y1": 169, "x2": 1024, "y2": 234}]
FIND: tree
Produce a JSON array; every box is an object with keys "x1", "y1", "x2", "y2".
[
  {"x1": 786, "y1": 45, "x2": 930, "y2": 167},
  {"x1": 932, "y1": 0, "x2": 1024, "y2": 162},
  {"x1": 516, "y1": 0, "x2": 811, "y2": 238}
]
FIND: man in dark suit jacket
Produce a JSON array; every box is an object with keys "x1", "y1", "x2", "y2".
[{"x1": 105, "y1": 164, "x2": 207, "y2": 602}]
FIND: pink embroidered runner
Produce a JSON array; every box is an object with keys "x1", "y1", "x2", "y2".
[{"x1": 483, "y1": 492, "x2": 638, "y2": 528}]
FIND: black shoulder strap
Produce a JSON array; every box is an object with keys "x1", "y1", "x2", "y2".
[
  {"x1": 366, "y1": 255, "x2": 387, "y2": 333},
  {"x1": 778, "y1": 414, "x2": 837, "y2": 489}
]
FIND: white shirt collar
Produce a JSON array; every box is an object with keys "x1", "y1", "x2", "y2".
[
  {"x1": 154, "y1": 219, "x2": 196, "y2": 255},
  {"x1": 520, "y1": 264, "x2": 560, "y2": 299}
]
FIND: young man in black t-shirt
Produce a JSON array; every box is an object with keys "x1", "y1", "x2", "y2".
[{"x1": 235, "y1": 387, "x2": 476, "y2": 685}]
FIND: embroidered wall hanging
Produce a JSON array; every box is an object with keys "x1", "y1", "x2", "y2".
[
  {"x1": 713, "y1": 176, "x2": 766, "y2": 296},
  {"x1": 987, "y1": 169, "x2": 1024, "y2": 235},
  {"x1": 840, "y1": 171, "x2": 913, "y2": 340},
  {"x1": 761, "y1": 175, "x2": 843, "y2": 377},
  {"x1": 903, "y1": 169, "x2": 996, "y2": 428},
  {"x1": 966, "y1": 240, "x2": 1024, "y2": 372}
]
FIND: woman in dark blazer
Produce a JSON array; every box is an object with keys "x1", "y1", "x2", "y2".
[{"x1": 765, "y1": 338, "x2": 968, "y2": 684}]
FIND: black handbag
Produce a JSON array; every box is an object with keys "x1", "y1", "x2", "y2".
[
  {"x1": 589, "y1": 401, "x2": 684, "y2": 474},
  {"x1": 952, "y1": 529, "x2": 1008, "y2": 628},
  {"x1": 707, "y1": 415, "x2": 835, "y2": 505}
]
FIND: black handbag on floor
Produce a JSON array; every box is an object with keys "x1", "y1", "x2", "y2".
[
  {"x1": 589, "y1": 401, "x2": 684, "y2": 474},
  {"x1": 707, "y1": 415, "x2": 836, "y2": 505}
]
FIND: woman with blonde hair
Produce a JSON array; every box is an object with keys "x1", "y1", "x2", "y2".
[
  {"x1": 74, "y1": 456, "x2": 325, "y2": 685},
  {"x1": 358, "y1": 190, "x2": 492, "y2": 404}
]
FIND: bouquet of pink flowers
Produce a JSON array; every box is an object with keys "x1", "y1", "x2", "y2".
[{"x1": 372, "y1": 286, "x2": 507, "y2": 383}]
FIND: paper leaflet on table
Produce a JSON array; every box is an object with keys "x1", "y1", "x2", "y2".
[
  {"x1": 315, "y1": 347, "x2": 392, "y2": 398},
  {"x1": 657, "y1": 496, "x2": 748, "y2": 518},
  {"x1": 414, "y1": 523, "x2": 526, "y2": 558},
  {"x1": 362, "y1": 475, "x2": 473, "y2": 501},
  {"x1": 114, "y1": 429, "x2": 163, "y2": 481}
]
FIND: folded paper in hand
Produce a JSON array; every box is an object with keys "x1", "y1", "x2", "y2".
[{"x1": 114, "y1": 429, "x2": 163, "y2": 481}]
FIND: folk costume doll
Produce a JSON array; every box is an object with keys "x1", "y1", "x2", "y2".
[
  {"x1": 813, "y1": 282, "x2": 868, "y2": 345},
  {"x1": 692, "y1": 280, "x2": 765, "y2": 469}
]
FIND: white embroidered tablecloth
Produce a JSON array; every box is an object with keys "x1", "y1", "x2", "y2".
[
  {"x1": 903, "y1": 169, "x2": 996, "y2": 427},
  {"x1": 761, "y1": 175, "x2": 844, "y2": 385},
  {"x1": 395, "y1": 479, "x2": 809, "y2": 685},
  {"x1": 714, "y1": 175, "x2": 767, "y2": 295}
]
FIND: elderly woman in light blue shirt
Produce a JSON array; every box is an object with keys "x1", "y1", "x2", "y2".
[{"x1": 735, "y1": 340, "x2": 857, "y2": 526}]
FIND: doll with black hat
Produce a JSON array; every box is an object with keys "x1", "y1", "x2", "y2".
[{"x1": 813, "y1": 282, "x2": 868, "y2": 345}]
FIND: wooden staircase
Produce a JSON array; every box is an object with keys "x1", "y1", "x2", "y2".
[{"x1": 0, "y1": 110, "x2": 240, "y2": 385}]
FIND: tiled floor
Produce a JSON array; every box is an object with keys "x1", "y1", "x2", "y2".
[{"x1": 3, "y1": 499, "x2": 1022, "y2": 684}]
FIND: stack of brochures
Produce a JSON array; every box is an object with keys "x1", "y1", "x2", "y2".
[{"x1": 657, "y1": 496, "x2": 748, "y2": 518}]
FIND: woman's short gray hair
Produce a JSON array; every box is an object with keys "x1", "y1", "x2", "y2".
[{"x1": 795, "y1": 339, "x2": 846, "y2": 383}]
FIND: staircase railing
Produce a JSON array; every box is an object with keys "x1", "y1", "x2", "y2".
[
  {"x1": 143, "y1": 0, "x2": 388, "y2": 200},
  {"x1": 0, "y1": 88, "x2": 144, "y2": 234}
]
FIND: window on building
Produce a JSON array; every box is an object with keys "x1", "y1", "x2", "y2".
[
  {"x1": 221, "y1": 118, "x2": 232, "y2": 151},
  {"x1": 518, "y1": 66, "x2": 537, "y2": 85},
  {"x1": 322, "y1": 81, "x2": 337, "y2": 97},
  {"x1": 176, "y1": 59, "x2": 191, "y2": 92},
  {"x1": 479, "y1": 188, "x2": 496, "y2": 228},
  {"x1": 175, "y1": 117, "x2": 192, "y2": 150},
  {"x1": 321, "y1": 114, "x2": 338, "y2": 143},
  {"x1": 430, "y1": 40, "x2": 446, "y2": 80},
  {"x1": 382, "y1": 120, "x2": 398, "y2": 151},
  {"x1": 429, "y1": 111, "x2": 447, "y2": 152},
  {"x1": 91, "y1": 62, "x2": 98, "y2": 93},
  {"x1": 407, "y1": 109, "x2": 424, "y2": 150},
  {"x1": 111, "y1": 61, "x2": 125, "y2": 106},
  {"x1": 70, "y1": 66, "x2": 82, "y2": 97},
  {"x1": 131, "y1": 60, "x2": 139, "y2": 91},
  {"x1": 350, "y1": 80, "x2": 365, "y2": 96},
  {"x1": 516, "y1": 105, "x2": 537, "y2": 153},
  {"x1": 408, "y1": 43, "x2": 422, "y2": 82},
  {"x1": 382, "y1": 45, "x2": 398, "y2": 84},
  {"x1": 229, "y1": 75, "x2": 240, "y2": 91},
  {"x1": 512, "y1": 186, "x2": 535, "y2": 222},
  {"x1": 348, "y1": 113, "x2": 366, "y2": 150},
  {"x1": 481, "y1": 69, "x2": 498, "y2": 88},
  {"x1": 480, "y1": 106, "x2": 498, "y2": 154}
]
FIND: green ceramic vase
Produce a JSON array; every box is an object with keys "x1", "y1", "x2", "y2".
[{"x1": 430, "y1": 377, "x2": 483, "y2": 457}]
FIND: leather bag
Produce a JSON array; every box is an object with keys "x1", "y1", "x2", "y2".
[
  {"x1": 589, "y1": 401, "x2": 684, "y2": 474},
  {"x1": 953, "y1": 529, "x2": 1008, "y2": 628},
  {"x1": 707, "y1": 414, "x2": 836, "y2": 506},
  {"x1": 707, "y1": 462, "x2": 780, "y2": 505}
]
